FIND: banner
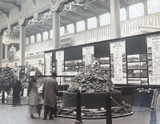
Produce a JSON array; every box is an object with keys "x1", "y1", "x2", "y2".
[{"x1": 110, "y1": 40, "x2": 127, "y2": 84}]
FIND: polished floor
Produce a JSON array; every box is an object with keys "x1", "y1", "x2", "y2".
[{"x1": 0, "y1": 104, "x2": 158, "y2": 124}]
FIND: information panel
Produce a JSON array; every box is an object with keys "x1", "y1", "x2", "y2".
[
  {"x1": 44, "y1": 52, "x2": 52, "y2": 75},
  {"x1": 82, "y1": 46, "x2": 94, "y2": 66},
  {"x1": 110, "y1": 40, "x2": 127, "y2": 84},
  {"x1": 147, "y1": 34, "x2": 160, "y2": 85},
  {"x1": 56, "y1": 51, "x2": 64, "y2": 75}
]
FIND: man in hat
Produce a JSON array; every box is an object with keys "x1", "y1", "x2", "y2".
[{"x1": 42, "y1": 72, "x2": 58, "y2": 120}]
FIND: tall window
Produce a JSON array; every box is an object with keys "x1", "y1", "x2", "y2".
[
  {"x1": 88, "y1": 17, "x2": 97, "y2": 29},
  {"x1": 36, "y1": 33, "x2": 41, "y2": 42},
  {"x1": 77, "y1": 20, "x2": 85, "y2": 32},
  {"x1": 43, "y1": 31, "x2": 48, "y2": 40},
  {"x1": 100, "y1": 13, "x2": 110, "y2": 26},
  {"x1": 129, "y1": 3, "x2": 144, "y2": 19},
  {"x1": 120, "y1": 8, "x2": 127, "y2": 21},
  {"x1": 148, "y1": 0, "x2": 160, "y2": 14},
  {"x1": 60, "y1": 27, "x2": 65, "y2": 36},
  {"x1": 30, "y1": 35, "x2": 35, "y2": 44},
  {"x1": 67, "y1": 24, "x2": 74, "y2": 33}
]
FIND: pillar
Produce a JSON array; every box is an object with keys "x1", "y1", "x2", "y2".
[
  {"x1": 74, "y1": 22, "x2": 77, "y2": 33},
  {"x1": 52, "y1": 11, "x2": 60, "y2": 49},
  {"x1": 96, "y1": 15, "x2": 100, "y2": 27},
  {"x1": 48, "y1": 30, "x2": 51, "y2": 39},
  {"x1": 126, "y1": 7, "x2": 130, "y2": 20},
  {"x1": 110, "y1": 0, "x2": 121, "y2": 38},
  {"x1": 19, "y1": 25, "x2": 26, "y2": 66},
  {"x1": 143, "y1": 0, "x2": 148, "y2": 15},
  {"x1": 5, "y1": 44, "x2": 8, "y2": 59},
  {"x1": 84, "y1": 19, "x2": 88, "y2": 30},
  {"x1": 0, "y1": 31, "x2": 2, "y2": 67}
]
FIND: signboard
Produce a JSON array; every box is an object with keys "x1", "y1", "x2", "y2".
[
  {"x1": 82, "y1": 46, "x2": 94, "y2": 66},
  {"x1": 44, "y1": 52, "x2": 52, "y2": 75},
  {"x1": 56, "y1": 51, "x2": 64, "y2": 75},
  {"x1": 147, "y1": 34, "x2": 160, "y2": 85},
  {"x1": 110, "y1": 40, "x2": 127, "y2": 84}
]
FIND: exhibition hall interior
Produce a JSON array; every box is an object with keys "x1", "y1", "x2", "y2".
[{"x1": 0, "y1": 0, "x2": 160, "y2": 123}]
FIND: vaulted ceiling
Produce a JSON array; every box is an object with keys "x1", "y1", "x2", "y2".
[{"x1": 0, "y1": 0, "x2": 146, "y2": 37}]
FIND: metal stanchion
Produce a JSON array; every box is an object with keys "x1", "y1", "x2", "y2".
[
  {"x1": 106, "y1": 93, "x2": 112, "y2": 124},
  {"x1": 75, "y1": 91, "x2": 83, "y2": 123},
  {"x1": 2, "y1": 91, "x2": 5, "y2": 104}
]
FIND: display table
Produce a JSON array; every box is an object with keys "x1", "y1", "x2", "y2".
[{"x1": 63, "y1": 91, "x2": 122, "y2": 108}]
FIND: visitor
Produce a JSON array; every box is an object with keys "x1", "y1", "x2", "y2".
[
  {"x1": 42, "y1": 72, "x2": 58, "y2": 120},
  {"x1": 28, "y1": 77, "x2": 39, "y2": 119},
  {"x1": 13, "y1": 80, "x2": 22, "y2": 106}
]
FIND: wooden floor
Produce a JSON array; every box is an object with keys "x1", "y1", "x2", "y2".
[{"x1": 0, "y1": 104, "x2": 158, "y2": 124}]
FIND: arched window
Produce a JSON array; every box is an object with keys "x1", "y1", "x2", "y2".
[
  {"x1": 67, "y1": 24, "x2": 74, "y2": 33},
  {"x1": 148, "y1": 0, "x2": 160, "y2": 14},
  {"x1": 77, "y1": 20, "x2": 85, "y2": 32},
  {"x1": 129, "y1": 2, "x2": 144, "y2": 19},
  {"x1": 30, "y1": 35, "x2": 35, "y2": 44},
  {"x1": 43, "y1": 31, "x2": 48, "y2": 40},
  {"x1": 60, "y1": 27, "x2": 65, "y2": 36},
  {"x1": 26, "y1": 37, "x2": 29, "y2": 44},
  {"x1": 36, "y1": 33, "x2": 41, "y2": 42},
  {"x1": 100, "y1": 13, "x2": 110, "y2": 26},
  {"x1": 88, "y1": 17, "x2": 97, "y2": 29},
  {"x1": 120, "y1": 8, "x2": 127, "y2": 21}
]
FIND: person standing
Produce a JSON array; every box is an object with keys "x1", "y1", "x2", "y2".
[
  {"x1": 42, "y1": 72, "x2": 58, "y2": 120},
  {"x1": 28, "y1": 77, "x2": 39, "y2": 119},
  {"x1": 13, "y1": 80, "x2": 22, "y2": 106}
]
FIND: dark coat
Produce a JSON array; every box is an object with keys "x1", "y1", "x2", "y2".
[{"x1": 42, "y1": 77, "x2": 58, "y2": 108}]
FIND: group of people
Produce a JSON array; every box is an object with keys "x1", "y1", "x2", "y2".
[{"x1": 28, "y1": 72, "x2": 58, "y2": 120}]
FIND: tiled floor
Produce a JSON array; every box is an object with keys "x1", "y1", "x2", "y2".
[{"x1": 0, "y1": 104, "x2": 158, "y2": 124}]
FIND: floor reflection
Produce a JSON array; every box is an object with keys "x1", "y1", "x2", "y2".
[{"x1": 149, "y1": 109, "x2": 157, "y2": 124}]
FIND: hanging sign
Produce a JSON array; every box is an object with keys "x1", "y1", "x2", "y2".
[
  {"x1": 44, "y1": 52, "x2": 52, "y2": 75},
  {"x1": 56, "y1": 51, "x2": 64, "y2": 75},
  {"x1": 82, "y1": 46, "x2": 94, "y2": 66},
  {"x1": 110, "y1": 40, "x2": 127, "y2": 84},
  {"x1": 147, "y1": 34, "x2": 160, "y2": 85}
]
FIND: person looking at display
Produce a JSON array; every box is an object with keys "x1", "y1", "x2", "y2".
[{"x1": 42, "y1": 72, "x2": 58, "y2": 120}]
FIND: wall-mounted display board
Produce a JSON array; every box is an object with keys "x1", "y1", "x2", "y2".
[
  {"x1": 44, "y1": 52, "x2": 52, "y2": 75},
  {"x1": 56, "y1": 51, "x2": 64, "y2": 76},
  {"x1": 126, "y1": 36, "x2": 148, "y2": 85},
  {"x1": 82, "y1": 46, "x2": 94, "y2": 66},
  {"x1": 147, "y1": 34, "x2": 160, "y2": 85},
  {"x1": 94, "y1": 42, "x2": 110, "y2": 77},
  {"x1": 110, "y1": 40, "x2": 127, "y2": 84},
  {"x1": 44, "y1": 31, "x2": 160, "y2": 86},
  {"x1": 63, "y1": 46, "x2": 83, "y2": 76}
]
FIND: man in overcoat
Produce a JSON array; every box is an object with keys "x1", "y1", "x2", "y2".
[{"x1": 42, "y1": 72, "x2": 58, "y2": 120}]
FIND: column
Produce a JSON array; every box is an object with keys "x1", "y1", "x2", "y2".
[
  {"x1": 52, "y1": 11, "x2": 60, "y2": 49},
  {"x1": 0, "y1": 31, "x2": 2, "y2": 67},
  {"x1": 84, "y1": 19, "x2": 88, "y2": 30},
  {"x1": 74, "y1": 22, "x2": 77, "y2": 33},
  {"x1": 96, "y1": 15, "x2": 100, "y2": 27},
  {"x1": 34, "y1": 34, "x2": 37, "y2": 43},
  {"x1": 41, "y1": 32, "x2": 43, "y2": 41},
  {"x1": 110, "y1": 0, "x2": 121, "y2": 38},
  {"x1": 143, "y1": 0, "x2": 148, "y2": 15},
  {"x1": 19, "y1": 25, "x2": 26, "y2": 66},
  {"x1": 48, "y1": 30, "x2": 51, "y2": 39},
  {"x1": 5, "y1": 44, "x2": 8, "y2": 59},
  {"x1": 126, "y1": 7, "x2": 130, "y2": 20}
]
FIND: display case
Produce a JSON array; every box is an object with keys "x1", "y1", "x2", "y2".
[{"x1": 126, "y1": 36, "x2": 148, "y2": 85}]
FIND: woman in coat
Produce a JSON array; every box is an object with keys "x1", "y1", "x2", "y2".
[{"x1": 28, "y1": 77, "x2": 39, "y2": 119}]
